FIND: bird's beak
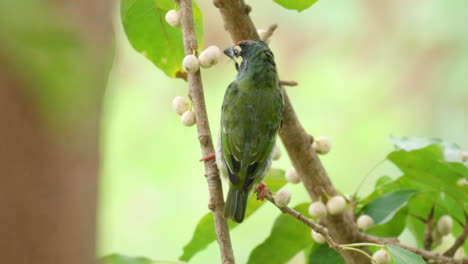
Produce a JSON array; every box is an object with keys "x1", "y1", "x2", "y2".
[{"x1": 224, "y1": 46, "x2": 236, "y2": 60}]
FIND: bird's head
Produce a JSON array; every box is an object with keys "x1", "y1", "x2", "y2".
[{"x1": 224, "y1": 40, "x2": 270, "y2": 70}]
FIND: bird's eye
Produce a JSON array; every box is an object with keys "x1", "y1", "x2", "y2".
[{"x1": 233, "y1": 45, "x2": 242, "y2": 56}]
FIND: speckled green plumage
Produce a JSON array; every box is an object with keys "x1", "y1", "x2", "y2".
[{"x1": 220, "y1": 41, "x2": 283, "y2": 223}]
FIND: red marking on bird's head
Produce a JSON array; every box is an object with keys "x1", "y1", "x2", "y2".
[{"x1": 234, "y1": 40, "x2": 254, "y2": 46}]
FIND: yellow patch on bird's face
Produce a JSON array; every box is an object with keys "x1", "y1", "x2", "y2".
[
  {"x1": 234, "y1": 45, "x2": 243, "y2": 64},
  {"x1": 235, "y1": 55, "x2": 243, "y2": 65},
  {"x1": 233, "y1": 45, "x2": 242, "y2": 54}
]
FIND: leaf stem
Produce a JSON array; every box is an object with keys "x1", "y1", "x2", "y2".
[{"x1": 339, "y1": 246, "x2": 377, "y2": 264}]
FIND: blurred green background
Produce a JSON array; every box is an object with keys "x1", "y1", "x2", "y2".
[{"x1": 98, "y1": 0, "x2": 468, "y2": 263}]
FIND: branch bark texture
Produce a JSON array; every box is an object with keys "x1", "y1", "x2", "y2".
[
  {"x1": 213, "y1": 0, "x2": 369, "y2": 263},
  {"x1": 179, "y1": 0, "x2": 235, "y2": 263}
]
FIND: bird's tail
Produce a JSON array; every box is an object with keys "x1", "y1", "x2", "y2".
[{"x1": 224, "y1": 187, "x2": 249, "y2": 223}]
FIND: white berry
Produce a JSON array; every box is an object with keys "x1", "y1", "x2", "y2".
[
  {"x1": 285, "y1": 168, "x2": 301, "y2": 184},
  {"x1": 373, "y1": 249, "x2": 391, "y2": 264},
  {"x1": 172, "y1": 96, "x2": 189, "y2": 115},
  {"x1": 308, "y1": 201, "x2": 327, "y2": 218},
  {"x1": 257, "y1": 29, "x2": 271, "y2": 44},
  {"x1": 457, "y1": 178, "x2": 468, "y2": 187},
  {"x1": 198, "y1": 46, "x2": 221, "y2": 68},
  {"x1": 272, "y1": 145, "x2": 281, "y2": 161},
  {"x1": 437, "y1": 215, "x2": 453, "y2": 236},
  {"x1": 183, "y1": 54, "x2": 199, "y2": 73},
  {"x1": 357, "y1": 215, "x2": 374, "y2": 230},
  {"x1": 326, "y1": 196, "x2": 346, "y2": 215},
  {"x1": 274, "y1": 189, "x2": 291, "y2": 208},
  {"x1": 165, "y1": 10, "x2": 181, "y2": 28},
  {"x1": 313, "y1": 136, "x2": 331, "y2": 155},
  {"x1": 311, "y1": 230, "x2": 326, "y2": 244},
  {"x1": 181, "y1": 111, "x2": 196, "y2": 126}
]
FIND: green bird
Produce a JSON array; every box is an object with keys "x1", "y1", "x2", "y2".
[{"x1": 218, "y1": 40, "x2": 284, "y2": 223}]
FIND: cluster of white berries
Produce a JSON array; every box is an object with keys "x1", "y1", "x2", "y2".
[
  {"x1": 307, "y1": 195, "x2": 347, "y2": 243},
  {"x1": 372, "y1": 249, "x2": 391, "y2": 264},
  {"x1": 313, "y1": 136, "x2": 331, "y2": 155},
  {"x1": 432, "y1": 215, "x2": 453, "y2": 246},
  {"x1": 307, "y1": 196, "x2": 347, "y2": 219},
  {"x1": 172, "y1": 96, "x2": 196, "y2": 126},
  {"x1": 182, "y1": 46, "x2": 222, "y2": 73},
  {"x1": 165, "y1": 10, "x2": 221, "y2": 74}
]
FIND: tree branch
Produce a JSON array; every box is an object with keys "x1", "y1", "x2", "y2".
[
  {"x1": 260, "y1": 23, "x2": 277, "y2": 42},
  {"x1": 179, "y1": 1, "x2": 235, "y2": 263},
  {"x1": 264, "y1": 191, "x2": 340, "y2": 251},
  {"x1": 213, "y1": 1, "x2": 369, "y2": 263},
  {"x1": 279, "y1": 80, "x2": 298, "y2": 86}
]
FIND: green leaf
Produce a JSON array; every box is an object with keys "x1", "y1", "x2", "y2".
[
  {"x1": 247, "y1": 203, "x2": 312, "y2": 264},
  {"x1": 307, "y1": 244, "x2": 344, "y2": 264},
  {"x1": 388, "y1": 145, "x2": 468, "y2": 214},
  {"x1": 272, "y1": 0, "x2": 319, "y2": 12},
  {"x1": 120, "y1": 0, "x2": 203, "y2": 78},
  {"x1": 179, "y1": 169, "x2": 287, "y2": 261},
  {"x1": 365, "y1": 207, "x2": 408, "y2": 237},
  {"x1": 407, "y1": 191, "x2": 465, "y2": 248},
  {"x1": 390, "y1": 136, "x2": 468, "y2": 164},
  {"x1": 386, "y1": 245, "x2": 426, "y2": 264},
  {"x1": 375, "y1": 175, "x2": 393, "y2": 189},
  {"x1": 100, "y1": 254, "x2": 183, "y2": 264},
  {"x1": 362, "y1": 189, "x2": 417, "y2": 224}
]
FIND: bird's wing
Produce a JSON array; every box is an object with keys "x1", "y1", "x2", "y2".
[
  {"x1": 220, "y1": 82, "x2": 242, "y2": 186},
  {"x1": 221, "y1": 81, "x2": 283, "y2": 189}
]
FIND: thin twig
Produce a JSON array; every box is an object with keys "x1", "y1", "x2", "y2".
[
  {"x1": 260, "y1": 24, "x2": 278, "y2": 41},
  {"x1": 444, "y1": 214, "x2": 468, "y2": 257},
  {"x1": 179, "y1": 0, "x2": 235, "y2": 263},
  {"x1": 278, "y1": 80, "x2": 298, "y2": 86},
  {"x1": 264, "y1": 191, "x2": 340, "y2": 251}
]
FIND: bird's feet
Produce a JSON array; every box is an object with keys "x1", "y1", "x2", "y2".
[
  {"x1": 199, "y1": 153, "x2": 216, "y2": 162},
  {"x1": 254, "y1": 182, "x2": 267, "y2": 201}
]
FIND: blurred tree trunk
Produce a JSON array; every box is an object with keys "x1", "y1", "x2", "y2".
[{"x1": 0, "y1": 0, "x2": 112, "y2": 263}]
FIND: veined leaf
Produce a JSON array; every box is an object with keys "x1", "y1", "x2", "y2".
[
  {"x1": 388, "y1": 145, "x2": 468, "y2": 214},
  {"x1": 362, "y1": 189, "x2": 417, "y2": 224},
  {"x1": 247, "y1": 203, "x2": 312, "y2": 264},
  {"x1": 365, "y1": 207, "x2": 408, "y2": 237},
  {"x1": 120, "y1": 0, "x2": 203, "y2": 78},
  {"x1": 386, "y1": 245, "x2": 426, "y2": 264},
  {"x1": 307, "y1": 244, "x2": 344, "y2": 264},
  {"x1": 179, "y1": 169, "x2": 287, "y2": 261}
]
